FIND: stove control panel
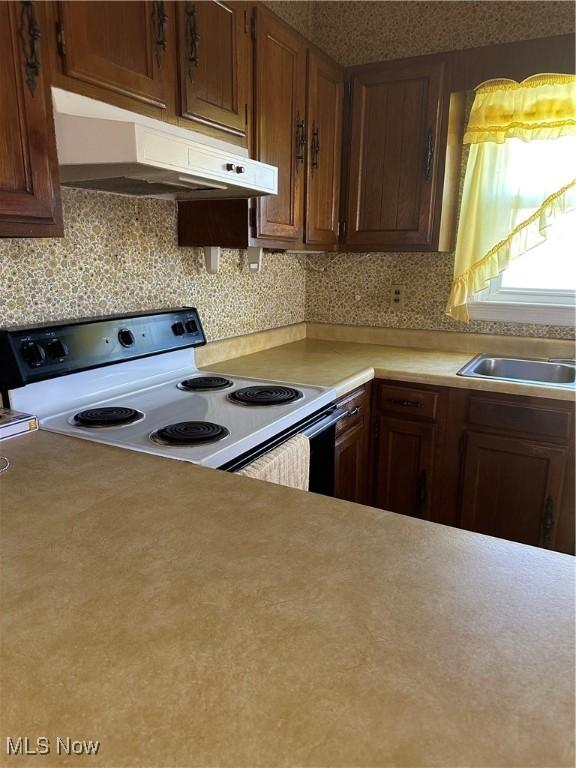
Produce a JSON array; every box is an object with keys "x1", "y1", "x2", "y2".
[{"x1": 0, "y1": 308, "x2": 206, "y2": 389}]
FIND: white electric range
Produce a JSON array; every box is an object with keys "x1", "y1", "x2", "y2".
[{"x1": 0, "y1": 309, "x2": 341, "y2": 477}]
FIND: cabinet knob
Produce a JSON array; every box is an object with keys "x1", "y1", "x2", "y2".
[{"x1": 346, "y1": 406, "x2": 360, "y2": 417}]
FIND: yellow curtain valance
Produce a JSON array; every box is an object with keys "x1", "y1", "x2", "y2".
[{"x1": 464, "y1": 74, "x2": 576, "y2": 144}]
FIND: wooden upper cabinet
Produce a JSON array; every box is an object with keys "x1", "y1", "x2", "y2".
[
  {"x1": 305, "y1": 48, "x2": 343, "y2": 248},
  {"x1": 49, "y1": 1, "x2": 176, "y2": 118},
  {"x1": 344, "y1": 55, "x2": 452, "y2": 252},
  {"x1": 176, "y1": 1, "x2": 251, "y2": 145},
  {"x1": 0, "y1": 1, "x2": 62, "y2": 237},
  {"x1": 252, "y1": 6, "x2": 306, "y2": 245}
]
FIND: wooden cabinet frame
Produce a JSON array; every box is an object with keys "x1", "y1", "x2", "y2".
[
  {"x1": 176, "y1": 0, "x2": 251, "y2": 146},
  {"x1": 0, "y1": 1, "x2": 62, "y2": 237},
  {"x1": 45, "y1": 1, "x2": 177, "y2": 120}
]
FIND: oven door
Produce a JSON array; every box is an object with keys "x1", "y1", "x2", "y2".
[{"x1": 218, "y1": 405, "x2": 348, "y2": 496}]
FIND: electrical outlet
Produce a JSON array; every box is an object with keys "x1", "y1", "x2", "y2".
[{"x1": 390, "y1": 284, "x2": 405, "y2": 310}]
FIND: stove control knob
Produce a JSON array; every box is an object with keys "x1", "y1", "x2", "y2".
[
  {"x1": 21, "y1": 341, "x2": 46, "y2": 367},
  {"x1": 185, "y1": 319, "x2": 198, "y2": 334},
  {"x1": 118, "y1": 329, "x2": 135, "y2": 347},
  {"x1": 46, "y1": 339, "x2": 68, "y2": 360},
  {"x1": 172, "y1": 321, "x2": 185, "y2": 336}
]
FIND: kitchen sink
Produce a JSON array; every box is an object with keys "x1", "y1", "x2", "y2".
[{"x1": 457, "y1": 354, "x2": 576, "y2": 388}]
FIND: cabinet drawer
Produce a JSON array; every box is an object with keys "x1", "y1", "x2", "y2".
[
  {"x1": 377, "y1": 383, "x2": 438, "y2": 421},
  {"x1": 467, "y1": 396, "x2": 573, "y2": 442},
  {"x1": 335, "y1": 385, "x2": 369, "y2": 436}
]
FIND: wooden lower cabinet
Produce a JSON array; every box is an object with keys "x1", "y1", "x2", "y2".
[
  {"x1": 333, "y1": 384, "x2": 371, "y2": 505},
  {"x1": 366, "y1": 380, "x2": 574, "y2": 554},
  {"x1": 453, "y1": 390, "x2": 575, "y2": 553},
  {"x1": 459, "y1": 431, "x2": 567, "y2": 549},
  {"x1": 371, "y1": 381, "x2": 444, "y2": 520},
  {"x1": 372, "y1": 415, "x2": 437, "y2": 520}
]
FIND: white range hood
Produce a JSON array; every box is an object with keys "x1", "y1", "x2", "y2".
[{"x1": 52, "y1": 88, "x2": 277, "y2": 201}]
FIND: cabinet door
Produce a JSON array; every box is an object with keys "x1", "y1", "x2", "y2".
[
  {"x1": 460, "y1": 432, "x2": 567, "y2": 549},
  {"x1": 53, "y1": 1, "x2": 176, "y2": 117},
  {"x1": 334, "y1": 422, "x2": 370, "y2": 505},
  {"x1": 253, "y1": 7, "x2": 306, "y2": 244},
  {"x1": 373, "y1": 415, "x2": 436, "y2": 519},
  {"x1": 334, "y1": 385, "x2": 371, "y2": 505},
  {"x1": 0, "y1": 1, "x2": 62, "y2": 237},
  {"x1": 305, "y1": 49, "x2": 343, "y2": 247},
  {"x1": 177, "y1": 1, "x2": 251, "y2": 145},
  {"x1": 344, "y1": 56, "x2": 448, "y2": 251}
]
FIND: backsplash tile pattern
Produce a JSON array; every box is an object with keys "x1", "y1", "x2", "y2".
[
  {"x1": 0, "y1": 189, "x2": 306, "y2": 340},
  {"x1": 311, "y1": 1, "x2": 575, "y2": 66},
  {"x1": 303, "y1": 251, "x2": 575, "y2": 339}
]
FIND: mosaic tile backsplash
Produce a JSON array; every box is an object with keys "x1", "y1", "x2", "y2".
[
  {"x1": 302, "y1": 251, "x2": 574, "y2": 339},
  {"x1": 0, "y1": 189, "x2": 306, "y2": 341}
]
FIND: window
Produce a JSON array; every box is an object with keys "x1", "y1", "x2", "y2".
[
  {"x1": 467, "y1": 135, "x2": 576, "y2": 325},
  {"x1": 446, "y1": 75, "x2": 576, "y2": 325}
]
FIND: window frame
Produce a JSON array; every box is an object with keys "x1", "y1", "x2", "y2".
[{"x1": 468, "y1": 251, "x2": 576, "y2": 325}]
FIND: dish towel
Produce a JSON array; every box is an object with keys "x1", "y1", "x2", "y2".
[{"x1": 237, "y1": 434, "x2": 310, "y2": 491}]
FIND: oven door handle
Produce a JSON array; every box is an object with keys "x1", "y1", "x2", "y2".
[{"x1": 302, "y1": 407, "x2": 348, "y2": 439}]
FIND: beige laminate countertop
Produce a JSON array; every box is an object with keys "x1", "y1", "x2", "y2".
[
  {"x1": 1, "y1": 431, "x2": 574, "y2": 767},
  {"x1": 203, "y1": 338, "x2": 576, "y2": 401}
]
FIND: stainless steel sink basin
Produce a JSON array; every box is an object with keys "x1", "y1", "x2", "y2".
[{"x1": 457, "y1": 354, "x2": 576, "y2": 388}]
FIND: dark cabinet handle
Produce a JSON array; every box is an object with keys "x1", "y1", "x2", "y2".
[
  {"x1": 18, "y1": 1, "x2": 41, "y2": 96},
  {"x1": 295, "y1": 116, "x2": 306, "y2": 166},
  {"x1": 185, "y1": 1, "x2": 199, "y2": 79},
  {"x1": 345, "y1": 406, "x2": 360, "y2": 417},
  {"x1": 541, "y1": 496, "x2": 555, "y2": 548},
  {"x1": 152, "y1": 0, "x2": 168, "y2": 66},
  {"x1": 424, "y1": 127, "x2": 434, "y2": 180},
  {"x1": 415, "y1": 469, "x2": 427, "y2": 517},
  {"x1": 311, "y1": 124, "x2": 320, "y2": 171},
  {"x1": 388, "y1": 398, "x2": 423, "y2": 408}
]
